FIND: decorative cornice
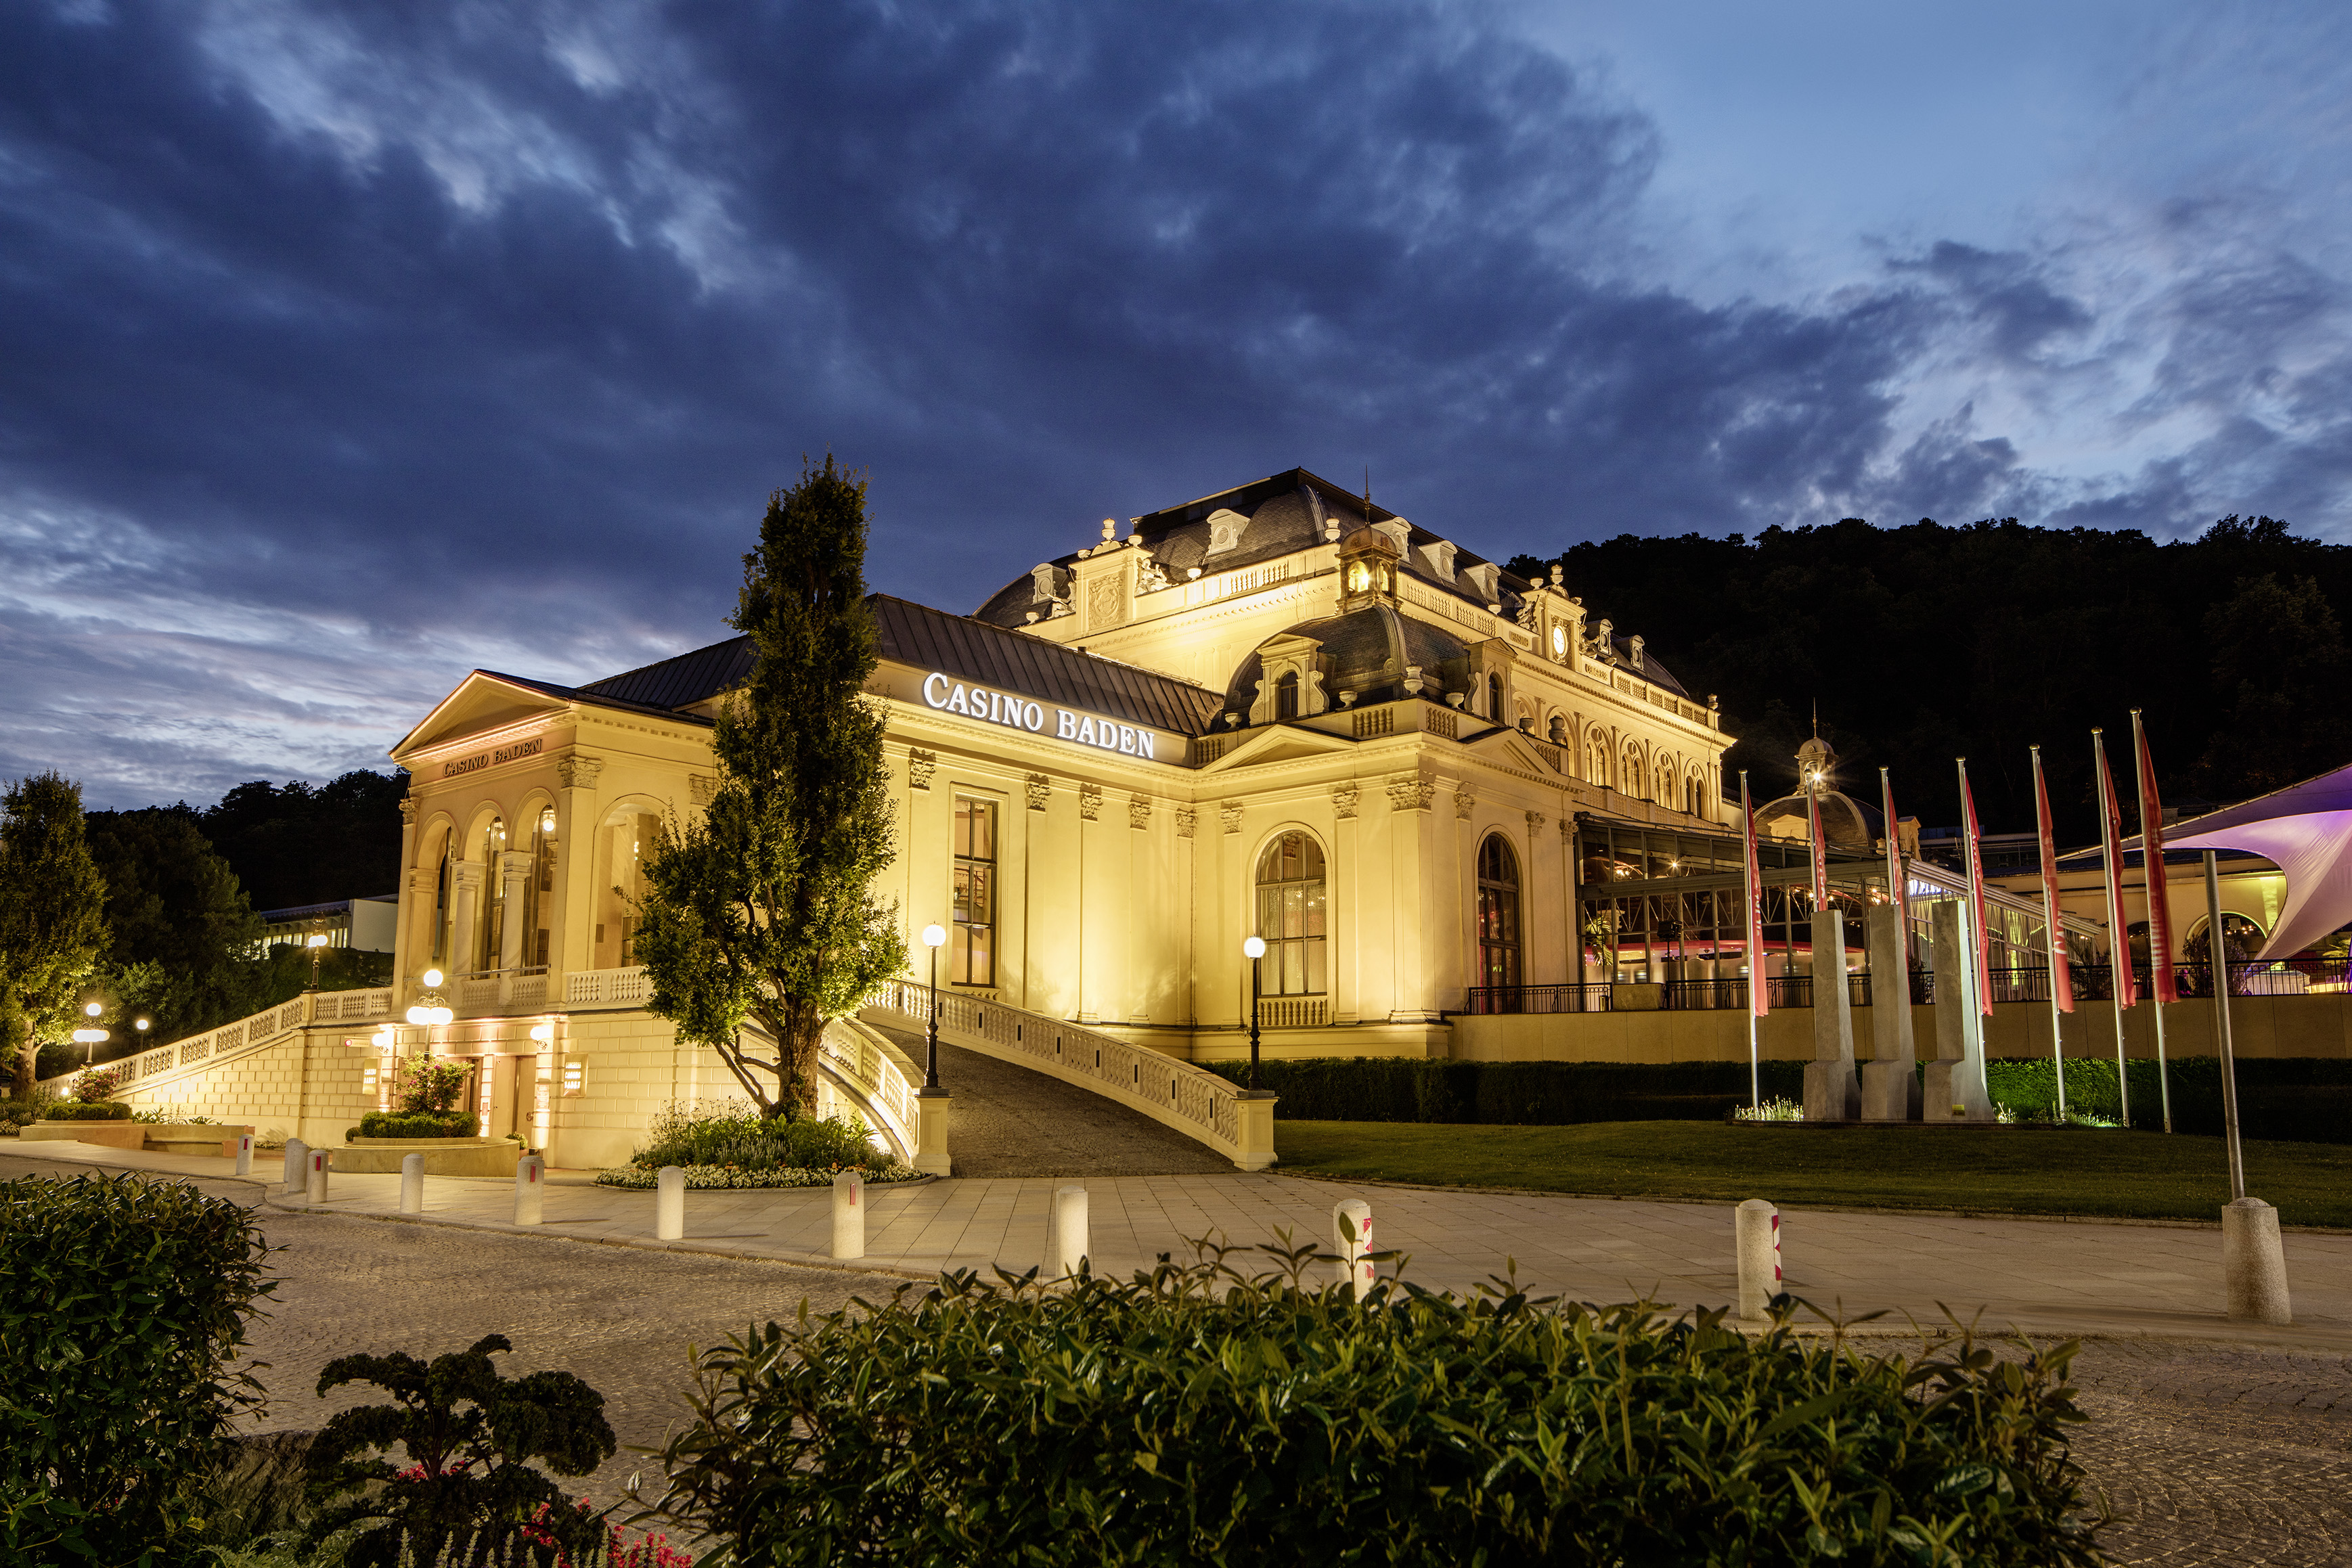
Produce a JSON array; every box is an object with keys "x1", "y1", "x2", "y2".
[
  {"x1": 556, "y1": 754, "x2": 604, "y2": 790},
  {"x1": 1386, "y1": 774, "x2": 1435, "y2": 813}
]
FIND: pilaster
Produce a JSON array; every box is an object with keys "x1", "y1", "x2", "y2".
[{"x1": 554, "y1": 753, "x2": 603, "y2": 981}]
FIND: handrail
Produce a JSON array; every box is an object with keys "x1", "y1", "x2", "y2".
[
  {"x1": 863, "y1": 980, "x2": 1275, "y2": 1169},
  {"x1": 37, "y1": 989, "x2": 395, "y2": 1097}
]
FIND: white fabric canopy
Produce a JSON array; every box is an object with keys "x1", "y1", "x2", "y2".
[{"x1": 2144, "y1": 762, "x2": 2352, "y2": 961}]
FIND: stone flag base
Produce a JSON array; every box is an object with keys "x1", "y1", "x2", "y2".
[
  {"x1": 1802, "y1": 1061, "x2": 1859, "y2": 1122},
  {"x1": 1921, "y1": 1061, "x2": 1995, "y2": 1121},
  {"x1": 1859, "y1": 1061, "x2": 1921, "y2": 1121},
  {"x1": 2223, "y1": 1197, "x2": 2292, "y2": 1324}
]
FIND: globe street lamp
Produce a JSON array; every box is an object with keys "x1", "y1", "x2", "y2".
[
  {"x1": 305, "y1": 925, "x2": 330, "y2": 993},
  {"x1": 920, "y1": 924, "x2": 948, "y2": 1091},
  {"x1": 405, "y1": 968, "x2": 453, "y2": 1027},
  {"x1": 72, "y1": 1001, "x2": 107, "y2": 1069},
  {"x1": 1242, "y1": 935, "x2": 1266, "y2": 1090}
]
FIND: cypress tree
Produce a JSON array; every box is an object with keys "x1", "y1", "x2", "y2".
[
  {"x1": 636, "y1": 457, "x2": 908, "y2": 1116},
  {"x1": 1, "y1": 771, "x2": 110, "y2": 1094}
]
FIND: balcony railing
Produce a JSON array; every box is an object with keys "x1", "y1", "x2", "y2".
[{"x1": 1463, "y1": 959, "x2": 2351, "y2": 1015}]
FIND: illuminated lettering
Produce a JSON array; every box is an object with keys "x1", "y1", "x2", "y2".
[
  {"x1": 946, "y1": 684, "x2": 971, "y2": 715},
  {"x1": 918, "y1": 671, "x2": 1159, "y2": 763},
  {"x1": 1057, "y1": 709, "x2": 1078, "y2": 739},
  {"x1": 1117, "y1": 725, "x2": 1136, "y2": 755},
  {"x1": 1076, "y1": 717, "x2": 1098, "y2": 746},
  {"x1": 1023, "y1": 701, "x2": 1044, "y2": 732},
  {"x1": 1136, "y1": 732, "x2": 1154, "y2": 760},
  {"x1": 923, "y1": 672, "x2": 952, "y2": 707}
]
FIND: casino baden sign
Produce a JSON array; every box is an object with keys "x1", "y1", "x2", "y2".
[{"x1": 920, "y1": 672, "x2": 1171, "y2": 762}]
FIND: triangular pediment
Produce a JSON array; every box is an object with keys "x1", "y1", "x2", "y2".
[
  {"x1": 1204, "y1": 724, "x2": 1354, "y2": 770},
  {"x1": 1461, "y1": 723, "x2": 1570, "y2": 780},
  {"x1": 392, "y1": 672, "x2": 575, "y2": 761}
]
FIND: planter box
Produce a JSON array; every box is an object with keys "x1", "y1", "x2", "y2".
[
  {"x1": 21, "y1": 1122, "x2": 146, "y2": 1150},
  {"x1": 139, "y1": 1124, "x2": 253, "y2": 1156},
  {"x1": 335, "y1": 1138, "x2": 525, "y2": 1178}
]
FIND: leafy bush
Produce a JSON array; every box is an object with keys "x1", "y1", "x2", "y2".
[
  {"x1": 395, "y1": 1060, "x2": 472, "y2": 1116},
  {"x1": 135, "y1": 1109, "x2": 220, "y2": 1125},
  {"x1": 357, "y1": 1110, "x2": 481, "y2": 1140},
  {"x1": 1201, "y1": 1057, "x2": 1806, "y2": 1123},
  {"x1": 1, "y1": 1173, "x2": 275, "y2": 1562},
  {"x1": 71, "y1": 1063, "x2": 127, "y2": 1101},
  {"x1": 649, "y1": 1248, "x2": 2103, "y2": 1567},
  {"x1": 0, "y1": 1096, "x2": 56, "y2": 1129},
  {"x1": 34, "y1": 1098, "x2": 134, "y2": 1121},
  {"x1": 303, "y1": 1333, "x2": 615, "y2": 1568},
  {"x1": 596, "y1": 1162, "x2": 924, "y2": 1190},
  {"x1": 631, "y1": 1101, "x2": 886, "y2": 1173}
]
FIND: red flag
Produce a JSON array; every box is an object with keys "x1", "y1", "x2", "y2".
[
  {"x1": 2031, "y1": 745, "x2": 2075, "y2": 1013},
  {"x1": 2131, "y1": 711, "x2": 2179, "y2": 1006},
  {"x1": 1805, "y1": 786, "x2": 1830, "y2": 912},
  {"x1": 1880, "y1": 768, "x2": 1903, "y2": 912},
  {"x1": 1957, "y1": 759, "x2": 1995, "y2": 1016},
  {"x1": 2093, "y1": 731, "x2": 2137, "y2": 1010},
  {"x1": 1741, "y1": 772, "x2": 1769, "y2": 1018}
]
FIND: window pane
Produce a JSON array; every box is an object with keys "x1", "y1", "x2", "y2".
[{"x1": 1306, "y1": 939, "x2": 1327, "y2": 995}]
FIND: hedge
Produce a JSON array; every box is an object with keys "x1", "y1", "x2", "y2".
[
  {"x1": 357, "y1": 1109, "x2": 481, "y2": 1139},
  {"x1": 29, "y1": 1099, "x2": 133, "y2": 1121},
  {"x1": 1201, "y1": 1057, "x2": 1804, "y2": 1123},
  {"x1": 1205, "y1": 1055, "x2": 2352, "y2": 1142},
  {"x1": 1, "y1": 1173, "x2": 275, "y2": 1563},
  {"x1": 648, "y1": 1255, "x2": 2104, "y2": 1566}
]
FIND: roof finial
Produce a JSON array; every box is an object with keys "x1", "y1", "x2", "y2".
[
  {"x1": 1811, "y1": 700, "x2": 1820, "y2": 740},
  {"x1": 1363, "y1": 465, "x2": 1372, "y2": 525}
]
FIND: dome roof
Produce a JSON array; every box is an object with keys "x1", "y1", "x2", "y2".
[
  {"x1": 1215, "y1": 605, "x2": 1471, "y2": 727},
  {"x1": 1755, "y1": 790, "x2": 1875, "y2": 849}
]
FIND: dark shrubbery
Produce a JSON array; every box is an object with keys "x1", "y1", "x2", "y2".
[
  {"x1": 31, "y1": 1098, "x2": 135, "y2": 1121},
  {"x1": 1987, "y1": 1056, "x2": 2352, "y2": 1141},
  {"x1": 1202, "y1": 1057, "x2": 1805, "y2": 1123},
  {"x1": 631, "y1": 1102, "x2": 886, "y2": 1173},
  {"x1": 1, "y1": 1096, "x2": 57, "y2": 1128},
  {"x1": 357, "y1": 1109, "x2": 482, "y2": 1139},
  {"x1": 1, "y1": 1173, "x2": 275, "y2": 1562},
  {"x1": 650, "y1": 1249, "x2": 2104, "y2": 1567}
]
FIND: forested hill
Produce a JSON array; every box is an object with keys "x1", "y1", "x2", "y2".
[{"x1": 1506, "y1": 516, "x2": 2351, "y2": 845}]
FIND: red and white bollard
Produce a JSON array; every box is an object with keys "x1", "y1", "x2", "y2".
[
  {"x1": 233, "y1": 1134, "x2": 253, "y2": 1178},
  {"x1": 1333, "y1": 1199, "x2": 1375, "y2": 1301},
  {"x1": 831, "y1": 1169, "x2": 864, "y2": 1260},
  {"x1": 514, "y1": 1154, "x2": 543, "y2": 1226},
  {"x1": 1736, "y1": 1199, "x2": 1781, "y2": 1321},
  {"x1": 305, "y1": 1147, "x2": 329, "y2": 1204}
]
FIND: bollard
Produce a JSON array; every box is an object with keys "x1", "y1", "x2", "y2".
[
  {"x1": 831, "y1": 1169, "x2": 865, "y2": 1260},
  {"x1": 2222, "y1": 1197, "x2": 2292, "y2": 1324},
  {"x1": 233, "y1": 1134, "x2": 253, "y2": 1178},
  {"x1": 1333, "y1": 1198, "x2": 1375, "y2": 1301},
  {"x1": 514, "y1": 1155, "x2": 544, "y2": 1226},
  {"x1": 282, "y1": 1138, "x2": 308, "y2": 1194},
  {"x1": 399, "y1": 1153, "x2": 425, "y2": 1214},
  {"x1": 654, "y1": 1165, "x2": 686, "y2": 1241},
  {"x1": 306, "y1": 1147, "x2": 329, "y2": 1204},
  {"x1": 1735, "y1": 1199, "x2": 1781, "y2": 1321},
  {"x1": 1050, "y1": 1185, "x2": 1088, "y2": 1279}
]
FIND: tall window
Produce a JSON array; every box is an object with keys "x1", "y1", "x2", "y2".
[
  {"x1": 1477, "y1": 833, "x2": 1522, "y2": 989},
  {"x1": 1485, "y1": 673, "x2": 1503, "y2": 719},
  {"x1": 525, "y1": 807, "x2": 555, "y2": 967},
  {"x1": 1274, "y1": 670, "x2": 1300, "y2": 721},
  {"x1": 476, "y1": 817, "x2": 507, "y2": 971},
  {"x1": 1254, "y1": 831, "x2": 1327, "y2": 996},
  {"x1": 1587, "y1": 736, "x2": 1610, "y2": 788},
  {"x1": 1622, "y1": 747, "x2": 1645, "y2": 800},
  {"x1": 952, "y1": 797, "x2": 997, "y2": 985}
]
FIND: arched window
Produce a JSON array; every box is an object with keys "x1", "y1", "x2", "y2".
[
  {"x1": 1476, "y1": 834, "x2": 1522, "y2": 989},
  {"x1": 1254, "y1": 831, "x2": 1327, "y2": 996},
  {"x1": 1622, "y1": 747, "x2": 1645, "y2": 801},
  {"x1": 1587, "y1": 735, "x2": 1610, "y2": 788},
  {"x1": 1274, "y1": 670, "x2": 1300, "y2": 721},
  {"x1": 476, "y1": 816, "x2": 507, "y2": 971}
]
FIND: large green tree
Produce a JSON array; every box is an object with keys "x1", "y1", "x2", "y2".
[
  {"x1": 83, "y1": 806, "x2": 270, "y2": 1043},
  {"x1": 636, "y1": 458, "x2": 908, "y2": 1116},
  {"x1": 1, "y1": 772, "x2": 109, "y2": 1094}
]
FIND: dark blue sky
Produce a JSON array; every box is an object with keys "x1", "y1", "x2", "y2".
[{"x1": 5, "y1": 1, "x2": 2348, "y2": 807}]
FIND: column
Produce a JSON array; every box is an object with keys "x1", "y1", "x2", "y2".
[
  {"x1": 495, "y1": 849, "x2": 533, "y2": 1002},
  {"x1": 449, "y1": 861, "x2": 485, "y2": 977},
  {"x1": 1331, "y1": 781, "x2": 1360, "y2": 1025},
  {"x1": 552, "y1": 754, "x2": 603, "y2": 985},
  {"x1": 1386, "y1": 771, "x2": 1438, "y2": 1022}
]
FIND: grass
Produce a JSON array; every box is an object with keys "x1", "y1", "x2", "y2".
[{"x1": 1272, "y1": 1119, "x2": 2352, "y2": 1229}]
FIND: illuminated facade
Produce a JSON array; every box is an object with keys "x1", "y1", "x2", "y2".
[{"x1": 385, "y1": 468, "x2": 1733, "y2": 1163}]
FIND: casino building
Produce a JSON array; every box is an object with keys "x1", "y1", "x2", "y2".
[{"x1": 380, "y1": 468, "x2": 1735, "y2": 1165}]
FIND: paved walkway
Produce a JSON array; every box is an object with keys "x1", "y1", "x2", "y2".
[
  {"x1": 878, "y1": 1033, "x2": 1233, "y2": 1176},
  {"x1": 12, "y1": 1139, "x2": 2351, "y2": 1347}
]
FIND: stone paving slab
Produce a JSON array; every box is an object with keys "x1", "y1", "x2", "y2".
[{"x1": 14, "y1": 1138, "x2": 2351, "y2": 1347}]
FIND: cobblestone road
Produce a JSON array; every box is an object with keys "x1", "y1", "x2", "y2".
[{"x1": 11, "y1": 1149, "x2": 2349, "y2": 1561}]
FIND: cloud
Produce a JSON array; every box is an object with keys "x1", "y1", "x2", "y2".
[{"x1": 1, "y1": 0, "x2": 2348, "y2": 805}]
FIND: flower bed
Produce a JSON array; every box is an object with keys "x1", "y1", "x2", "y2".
[{"x1": 596, "y1": 1163, "x2": 924, "y2": 1190}]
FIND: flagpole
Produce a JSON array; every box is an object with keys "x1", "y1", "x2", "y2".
[
  {"x1": 1957, "y1": 758, "x2": 1994, "y2": 1104},
  {"x1": 2093, "y1": 730, "x2": 2134, "y2": 1127},
  {"x1": 2031, "y1": 745, "x2": 2069, "y2": 1119},
  {"x1": 1741, "y1": 770, "x2": 1762, "y2": 1110},
  {"x1": 2133, "y1": 710, "x2": 2176, "y2": 1134}
]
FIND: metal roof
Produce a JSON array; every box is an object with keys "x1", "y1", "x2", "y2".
[
  {"x1": 872, "y1": 595, "x2": 1223, "y2": 736},
  {"x1": 575, "y1": 639, "x2": 756, "y2": 712}
]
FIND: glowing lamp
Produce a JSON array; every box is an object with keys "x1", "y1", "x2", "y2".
[
  {"x1": 422, "y1": 968, "x2": 444, "y2": 987},
  {"x1": 1242, "y1": 936, "x2": 1266, "y2": 960},
  {"x1": 921, "y1": 924, "x2": 948, "y2": 949},
  {"x1": 529, "y1": 1023, "x2": 554, "y2": 1044},
  {"x1": 135, "y1": 1018, "x2": 150, "y2": 1032},
  {"x1": 84, "y1": 1002, "x2": 102, "y2": 1017},
  {"x1": 306, "y1": 933, "x2": 328, "y2": 949},
  {"x1": 405, "y1": 1006, "x2": 428, "y2": 1025},
  {"x1": 71, "y1": 1028, "x2": 107, "y2": 1044}
]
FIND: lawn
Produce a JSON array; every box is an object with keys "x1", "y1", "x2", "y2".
[{"x1": 1272, "y1": 1119, "x2": 2352, "y2": 1228}]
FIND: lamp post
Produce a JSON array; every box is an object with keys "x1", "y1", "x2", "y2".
[
  {"x1": 405, "y1": 968, "x2": 453, "y2": 1028},
  {"x1": 920, "y1": 924, "x2": 948, "y2": 1091},
  {"x1": 1242, "y1": 935, "x2": 1266, "y2": 1090},
  {"x1": 305, "y1": 924, "x2": 330, "y2": 993},
  {"x1": 73, "y1": 1001, "x2": 107, "y2": 1069}
]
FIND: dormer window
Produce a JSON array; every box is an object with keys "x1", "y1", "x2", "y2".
[
  {"x1": 1418, "y1": 540, "x2": 1457, "y2": 582},
  {"x1": 1203, "y1": 508, "x2": 1249, "y2": 557},
  {"x1": 1628, "y1": 635, "x2": 1645, "y2": 670},
  {"x1": 1461, "y1": 560, "x2": 1499, "y2": 602}
]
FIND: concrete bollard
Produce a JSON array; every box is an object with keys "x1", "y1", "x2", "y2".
[
  {"x1": 514, "y1": 1155, "x2": 544, "y2": 1226},
  {"x1": 305, "y1": 1148, "x2": 328, "y2": 1204},
  {"x1": 282, "y1": 1138, "x2": 308, "y2": 1194},
  {"x1": 654, "y1": 1165, "x2": 686, "y2": 1241},
  {"x1": 233, "y1": 1134, "x2": 253, "y2": 1177},
  {"x1": 1333, "y1": 1198, "x2": 1375, "y2": 1301},
  {"x1": 831, "y1": 1169, "x2": 865, "y2": 1260},
  {"x1": 1050, "y1": 1185, "x2": 1088, "y2": 1279},
  {"x1": 399, "y1": 1153, "x2": 424, "y2": 1214},
  {"x1": 2222, "y1": 1197, "x2": 2292, "y2": 1325},
  {"x1": 1735, "y1": 1199, "x2": 1781, "y2": 1321}
]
